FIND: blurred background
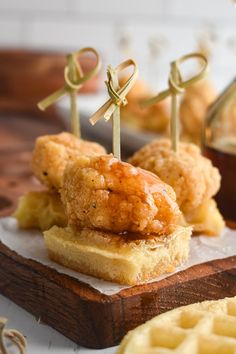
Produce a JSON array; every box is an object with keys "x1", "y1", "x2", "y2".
[{"x1": 1, "y1": 0, "x2": 236, "y2": 89}]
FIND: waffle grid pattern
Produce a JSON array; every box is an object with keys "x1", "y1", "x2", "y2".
[{"x1": 118, "y1": 297, "x2": 236, "y2": 354}]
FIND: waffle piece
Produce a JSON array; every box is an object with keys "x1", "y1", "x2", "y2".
[
  {"x1": 43, "y1": 225, "x2": 191, "y2": 285},
  {"x1": 13, "y1": 191, "x2": 67, "y2": 231},
  {"x1": 184, "y1": 198, "x2": 225, "y2": 236},
  {"x1": 117, "y1": 296, "x2": 236, "y2": 354}
]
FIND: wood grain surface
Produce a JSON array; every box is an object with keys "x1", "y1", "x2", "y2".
[{"x1": 0, "y1": 112, "x2": 236, "y2": 348}]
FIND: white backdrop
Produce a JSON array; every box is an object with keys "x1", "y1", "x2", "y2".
[{"x1": 0, "y1": 0, "x2": 236, "y2": 90}]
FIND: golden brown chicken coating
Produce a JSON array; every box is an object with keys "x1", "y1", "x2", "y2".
[
  {"x1": 180, "y1": 79, "x2": 217, "y2": 144},
  {"x1": 31, "y1": 132, "x2": 106, "y2": 190},
  {"x1": 61, "y1": 154, "x2": 180, "y2": 235},
  {"x1": 129, "y1": 138, "x2": 221, "y2": 214}
]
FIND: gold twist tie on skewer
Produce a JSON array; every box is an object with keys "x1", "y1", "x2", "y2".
[
  {"x1": 0, "y1": 318, "x2": 27, "y2": 354},
  {"x1": 141, "y1": 52, "x2": 208, "y2": 151},
  {"x1": 38, "y1": 47, "x2": 101, "y2": 138},
  {"x1": 89, "y1": 59, "x2": 138, "y2": 159}
]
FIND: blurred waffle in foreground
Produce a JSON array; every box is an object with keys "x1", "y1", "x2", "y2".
[{"x1": 117, "y1": 296, "x2": 236, "y2": 354}]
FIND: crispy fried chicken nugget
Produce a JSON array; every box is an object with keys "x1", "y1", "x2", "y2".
[
  {"x1": 61, "y1": 155, "x2": 180, "y2": 235},
  {"x1": 129, "y1": 139, "x2": 221, "y2": 213},
  {"x1": 32, "y1": 132, "x2": 106, "y2": 190}
]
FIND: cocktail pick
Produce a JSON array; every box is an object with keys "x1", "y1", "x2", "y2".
[
  {"x1": 89, "y1": 59, "x2": 138, "y2": 159},
  {"x1": 141, "y1": 53, "x2": 208, "y2": 152},
  {"x1": 38, "y1": 47, "x2": 101, "y2": 138},
  {"x1": 0, "y1": 318, "x2": 27, "y2": 354}
]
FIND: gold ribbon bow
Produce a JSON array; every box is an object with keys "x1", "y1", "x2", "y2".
[
  {"x1": 0, "y1": 318, "x2": 27, "y2": 354},
  {"x1": 141, "y1": 52, "x2": 208, "y2": 151},
  {"x1": 38, "y1": 47, "x2": 101, "y2": 138},
  {"x1": 89, "y1": 59, "x2": 138, "y2": 159}
]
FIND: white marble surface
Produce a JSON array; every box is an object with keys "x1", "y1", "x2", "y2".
[{"x1": 0, "y1": 295, "x2": 117, "y2": 354}]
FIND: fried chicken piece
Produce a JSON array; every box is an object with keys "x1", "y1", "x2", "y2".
[
  {"x1": 31, "y1": 132, "x2": 106, "y2": 190},
  {"x1": 61, "y1": 154, "x2": 180, "y2": 235},
  {"x1": 120, "y1": 76, "x2": 169, "y2": 133},
  {"x1": 129, "y1": 138, "x2": 221, "y2": 214},
  {"x1": 180, "y1": 79, "x2": 217, "y2": 144}
]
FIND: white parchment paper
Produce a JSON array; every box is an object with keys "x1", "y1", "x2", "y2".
[{"x1": 0, "y1": 217, "x2": 236, "y2": 295}]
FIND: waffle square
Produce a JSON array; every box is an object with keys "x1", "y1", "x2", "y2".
[
  {"x1": 43, "y1": 224, "x2": 191, "y2": 285},
  {"x1": 117, "y1": 297, "x2": 236, "y2": 353}
]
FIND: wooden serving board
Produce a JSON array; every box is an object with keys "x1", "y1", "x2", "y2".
[{"x1": 0, "y1": 113, "x2": 236, "y2": 348}]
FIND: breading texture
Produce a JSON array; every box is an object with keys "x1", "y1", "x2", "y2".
[
  {"x1": 61, "y1": 154, "x2": 180, "y2": 235},
  {"x1": 129, "y1": 138, "x2": 221, "y2": 213},
  {"x1": 31, "y1": 132, "x2": 106, "y2": 190}
]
